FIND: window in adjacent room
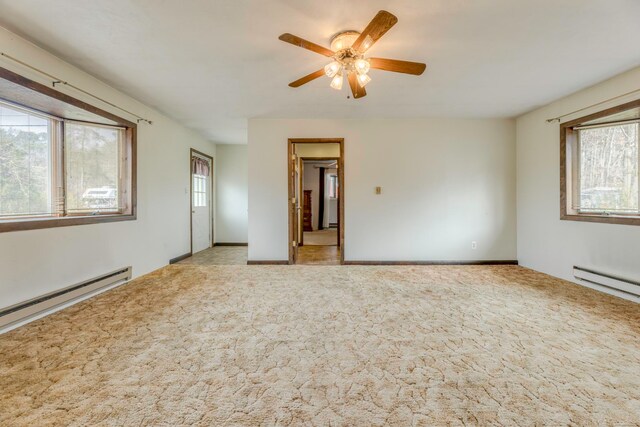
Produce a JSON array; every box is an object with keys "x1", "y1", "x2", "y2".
[
  {"x1": 561, "y1": 99, "x2": 640, "y2": 225},
  {"x1": 328, "y1": 174, "x2": 338, "y2": 198}
]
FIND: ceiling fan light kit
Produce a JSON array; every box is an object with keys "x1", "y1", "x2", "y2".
[
  {"x1": 325, "y1": 31, "x2": 373, "y2": 92},
  {"x1": 324, "y1": 61, "x2": 341, "y2": 78},
  {"x1": 330, "y1": 72, "x2": 343, "y2": 90},
  {"x1": 278, "y1": 10, "x2": 426, "y2": 99},
  {"x1": 357, "y1": 73, "x2": 371, "y2": 87}
]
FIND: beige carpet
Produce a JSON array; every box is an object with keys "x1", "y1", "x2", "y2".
[
  {"x1": 181, "y1": 246, "x2": 248, "y2": 265},
  {"x1": 303, "y1": 229, "x2": 337, "y2": 246},
  {"x1": 1, "y1": 265, "x2": 639, "y2": 426}
]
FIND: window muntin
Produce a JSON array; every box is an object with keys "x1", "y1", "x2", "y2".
[
  {"x1": 193, "y1": 175, "x2": 207, "y2": 207},
  {"x1": 577, "y1": 123, "x2": 638, "y2": 214},
  {"x1": 0, "y1": 102, "x2": 55, "y2": 218}
]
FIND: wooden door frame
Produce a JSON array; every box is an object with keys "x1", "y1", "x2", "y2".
[
  {"x1": 190, "y1": 148, "x2": 214, "y2": 255},
  {"x1": 288, "y1": 139, "x2": 344, "y2": 264},
  {"x1": 298, "y1": 156, "x2": 341, "y2": 247}
]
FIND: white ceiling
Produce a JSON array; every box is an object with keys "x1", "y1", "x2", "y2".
[{"x1": 1, "y1": 0, "x2": 639, "y2": 144}]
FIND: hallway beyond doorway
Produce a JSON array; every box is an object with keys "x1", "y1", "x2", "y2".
[
  {"x1": 302, "y1": 228, "x2": 337, "y2": 246},
  {"x1": 289, "y1": 138, "x2": 344, "y2": 265},
  {"x1": 297, "y1": 246, "x2": 340, "y2": 265}
]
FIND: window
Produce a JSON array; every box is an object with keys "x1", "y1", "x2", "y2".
[
  {"x1": 65, "y1": 123, "x2": 125, "y2": 214},
  {"x1": 193, "y1": 175, "x2": 207, "y2": 207},
  {"x1": 577, "y1": 124, "x2": 638, "y2": 213},
  {"x1": 328, "y1": 174, "x2": 338, "y2": 198},
  {"x1": 0, "y1": 67, "x2": 136, "y2": 233},
  {"x1": 0, "y1": 103, "x2": 54, "y2": 218},
  {"x1": 561, "y1": 99, "x2": 640, "y2": 225},
  {"x1": 0, "y1": 100, "x2": 130, "y2": 224}
]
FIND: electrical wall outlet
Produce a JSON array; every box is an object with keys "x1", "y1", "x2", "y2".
[{"x1": 471, "y1": 241, "x2": 477, "y2": 250}]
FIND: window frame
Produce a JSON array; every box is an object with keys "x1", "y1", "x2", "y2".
[
  {"x1": 560, "y1": 98, "x2": 640, "y2": 226},
  {"x1": 0, "y1": 101, "x2": 58, "y2": 220},
  {"x1": 62, "y1": 120, "x2": 128, "y2": 216},
  {"x1": 0, "y1": 67, "x2": 137, "y2": 233}
]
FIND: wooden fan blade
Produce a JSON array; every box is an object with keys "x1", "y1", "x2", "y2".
[
  {"x1": 369, "y1": 58, "x2": 426, "y2": 75},
  {"x1": 279, "y1": 33, "x2": 334, "y2": 57},
  {"x1": 348, "y1": 72, "x2": 367, "y2": 99},
  {"x1": 351, "y1": 10, "x2": 398, "y2": 52},
  {"x1": 289, "y1": 69, "x2": 325, "y2": 87}
]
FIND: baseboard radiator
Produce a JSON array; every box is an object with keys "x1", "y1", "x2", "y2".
[
  {"x1": 0, "y1": 266, "x2": 131, "y2": 330},
  {"x1": 574, "y1": 266, "x2": 640, "y2": 298}
]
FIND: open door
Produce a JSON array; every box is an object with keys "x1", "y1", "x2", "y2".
[
  {"x1": 289, "y1": 149, "x2": 300, "y2": 264},
  {"x1": 190, "y1": 149, "x2": 213, "y2": 254}
]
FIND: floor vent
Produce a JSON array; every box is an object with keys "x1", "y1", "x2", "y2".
[
  {"x1": 0, "y1": 267, "x2": 131, "y2": 331},
  {"x1": 574, "y1": 266, "x2": 640, "y2": 298}
]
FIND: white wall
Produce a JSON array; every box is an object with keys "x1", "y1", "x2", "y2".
[
  {"x1": 0, "y1": 28, "x2": 217, "y2": 308},
  {"x1": 215, "y1": 144, "x2": 248, "y2": 243},
  {"x1": 517, "y1": 66, "x2": 640, "y2": 298},
  {"x1": 248, "y1": 118, "x2": 516, "y2": 262}
]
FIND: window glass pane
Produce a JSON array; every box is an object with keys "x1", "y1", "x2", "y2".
[
  {"x1": 65, "y1": 123, "x2": 121, "y2": 213},
  {"x1": 579, "y1": 124, "x2": 639, "y2": 213},
  {"x1": 0, "y1": 103, "x2": 52, "y2": 217},
  {"x1": 193, "y1": 175, "x2": 207, "y2": 207}
]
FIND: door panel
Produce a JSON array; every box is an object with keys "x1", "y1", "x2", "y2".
[
  {"x1": 192, "y1": 159, "x2": 212, "y2": 254},
  {"x1": 291, "y1": 151, "x2": 299, "y2": 263}
]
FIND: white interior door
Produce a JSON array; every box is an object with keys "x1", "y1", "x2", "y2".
[{"x1": 192, "y1": 156, "x2": 212, "y2": 253}]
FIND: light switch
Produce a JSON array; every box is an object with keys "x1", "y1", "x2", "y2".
[{"x1": 375, "y1": 186, "x2": 382, "y2": 195}]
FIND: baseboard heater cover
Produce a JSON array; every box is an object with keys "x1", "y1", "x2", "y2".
[
  {"x1": 0, "y1": 266, "x2": 132, "y2": 330},
  {"x1": 573, "y1": 266, "x2": 640, "y2": 298}
]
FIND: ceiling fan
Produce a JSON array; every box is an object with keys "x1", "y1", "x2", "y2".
[{"x1": 278, "y1": 10, "x2": 426, "y2": 99}]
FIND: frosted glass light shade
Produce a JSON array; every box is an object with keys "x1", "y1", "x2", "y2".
[
  {"x1": 357, "y1": 73, "x2": 371, "y2": 87},
  {"x1": 324, "y1": 61, "x2": 341, "y2": 78},
  {"x1": 330, "y1": 73, "x2": 343, "y2": 90},
  {"x1": 354, "y1": 58, "x2": 370, "y2": 75}
]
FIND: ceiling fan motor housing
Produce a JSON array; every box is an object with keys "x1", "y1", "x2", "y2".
[
  {"x1": 330, "y1": 31, "x2": 360, "y2": 52},
  {"x1": 330, "y1": 31, "x2": 367, "y2": 73}
]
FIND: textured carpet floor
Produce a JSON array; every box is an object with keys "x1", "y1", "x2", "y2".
[
  {"x1": 1, "y1": 265, "x2": 639, "y2": 426},
  {"x1": 180, "y1": 246, "x2": 248, "y2": 265}
]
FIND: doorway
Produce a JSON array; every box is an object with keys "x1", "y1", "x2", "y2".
[
  {"x1": 300, "y1": 158, "x2": 339, "y2": 247},
  {"x1": 288, "y1": 139, "x2": 344, "y2": 265},
  {"x1": 190, "y1": 149, "x2": 213, "y2": 254}
]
